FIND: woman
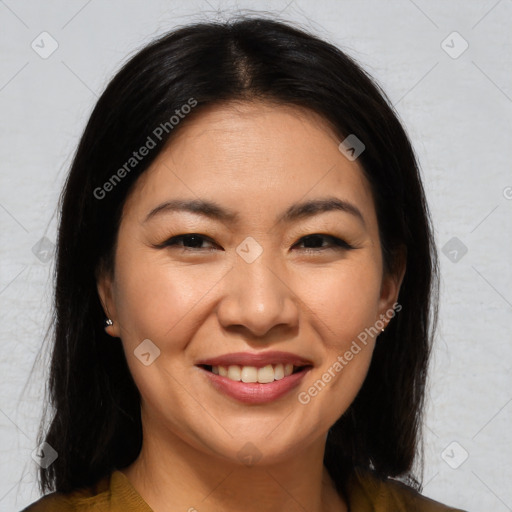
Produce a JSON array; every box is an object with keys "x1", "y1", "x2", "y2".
[{"x1": 22, "y1": 16, "x2": 466, "y2": 512}]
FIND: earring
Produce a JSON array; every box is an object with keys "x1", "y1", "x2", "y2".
[{"x1": 105, "y1": 318, "x2": 113, "y2": 327}]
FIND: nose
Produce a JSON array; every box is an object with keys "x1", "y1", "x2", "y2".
[{"x1": 216, "y1": 248, "x2": 300, "y2": 339}]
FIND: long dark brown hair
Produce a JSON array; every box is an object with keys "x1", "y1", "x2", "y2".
[{"x1": 33, "y1": 15, "x2": 438, "y2": 499}]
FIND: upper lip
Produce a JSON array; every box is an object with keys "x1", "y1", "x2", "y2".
[{"x1": 195, "y1": 351, "x2": 313, "y2": 368}]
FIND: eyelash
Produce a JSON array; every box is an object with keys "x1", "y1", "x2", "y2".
[{"x1": 158, "y1": 233, "x2": 354, "y2": 253}]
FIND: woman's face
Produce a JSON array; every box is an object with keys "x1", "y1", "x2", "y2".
[{"x1": 98, "y1": 101, "x2": 403, "y2": 465}]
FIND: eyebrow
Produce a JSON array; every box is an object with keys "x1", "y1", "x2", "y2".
[{"x1": 144, "y1": 196, "x2": 365, "y2": 227}]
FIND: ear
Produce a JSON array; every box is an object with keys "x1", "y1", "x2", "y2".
[
  {"x1": 377, "y1": 246, "x2": 406, "y2": 328},
  {"x1": 95, "y1": 260, "x2": 120, "y2": 338}
]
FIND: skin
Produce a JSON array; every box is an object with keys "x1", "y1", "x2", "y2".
[{"x1": 97, "y1": 101, "x2": 405, "y2": 512}]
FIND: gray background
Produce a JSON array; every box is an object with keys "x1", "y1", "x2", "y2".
[{"x1": 1, "y1": 1, "x2": 511, "y2": 511}]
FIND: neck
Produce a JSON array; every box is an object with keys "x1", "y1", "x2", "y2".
[{"x1": 120, "y1": 417, "x2": 347, "y2": 512}]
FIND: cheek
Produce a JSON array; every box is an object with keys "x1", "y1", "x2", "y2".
[
  {"x1": 293, "y1": 257, "x2": 381, "y2": 413},
  {"x1": 112, "y1": 244, "x2": 225, "y2": 349},
  {"x1": 295, "y1": 264, "x2": 381, "y2": 423},
  {"x1": 301, "y1": 258, "x2": 383, "y2": 342},
  {"x1": 111, "y1": 250, "x2": 219, "y2": 402}
]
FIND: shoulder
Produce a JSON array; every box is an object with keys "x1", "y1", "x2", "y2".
[
  {"x1": 20, "y1": 473, "x2": 112, "y2": 512},
  {"x1": 346, "y1": 468, "x2": 467, "y2": 512},
  {"x1": 21, "y1": 492, "x2": 75, "y2": 512}
]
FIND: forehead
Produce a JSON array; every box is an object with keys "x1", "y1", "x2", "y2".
[{"x1": 122, "y1": 101, "x2": 376, "y2": 228}]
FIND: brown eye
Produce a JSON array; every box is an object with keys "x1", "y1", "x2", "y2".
[
  {"x1": 161, "y1": 234, "x2": 219, "y2": 251},
  {"x1": 295, "y1": 234, "x2": 354, "y2": 252}
]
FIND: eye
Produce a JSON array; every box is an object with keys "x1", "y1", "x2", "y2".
[
  {"x1": 294, "y1": 234, "x2": 354, "y2": 252},
  {"x1": 156, "y1": 233, "x2": 354, "y2": 253},
  {"x1": 159, "y1": 234, "x2": 220, "y2": 251}
]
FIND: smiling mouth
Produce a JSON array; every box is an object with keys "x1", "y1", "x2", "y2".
[{"x1": 198, "y1": 363, "x2": 311, "y2": 384}]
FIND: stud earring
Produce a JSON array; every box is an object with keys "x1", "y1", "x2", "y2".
[{"x1": 105, "y1": 318, "x2": 113, "y2": 327}]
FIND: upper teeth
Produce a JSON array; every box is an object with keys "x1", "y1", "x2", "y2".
[{"x1": 211, "y1": 363, "x2": 295, "y2": 383}]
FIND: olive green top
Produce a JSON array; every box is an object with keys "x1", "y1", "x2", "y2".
[{"x1": 21, "y1": 468, "x2": 466, "y2": 511}]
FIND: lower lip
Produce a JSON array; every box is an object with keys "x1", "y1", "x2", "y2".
[{"x1": 198, "y1": 366, "x2": 312, "y2": 404}]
